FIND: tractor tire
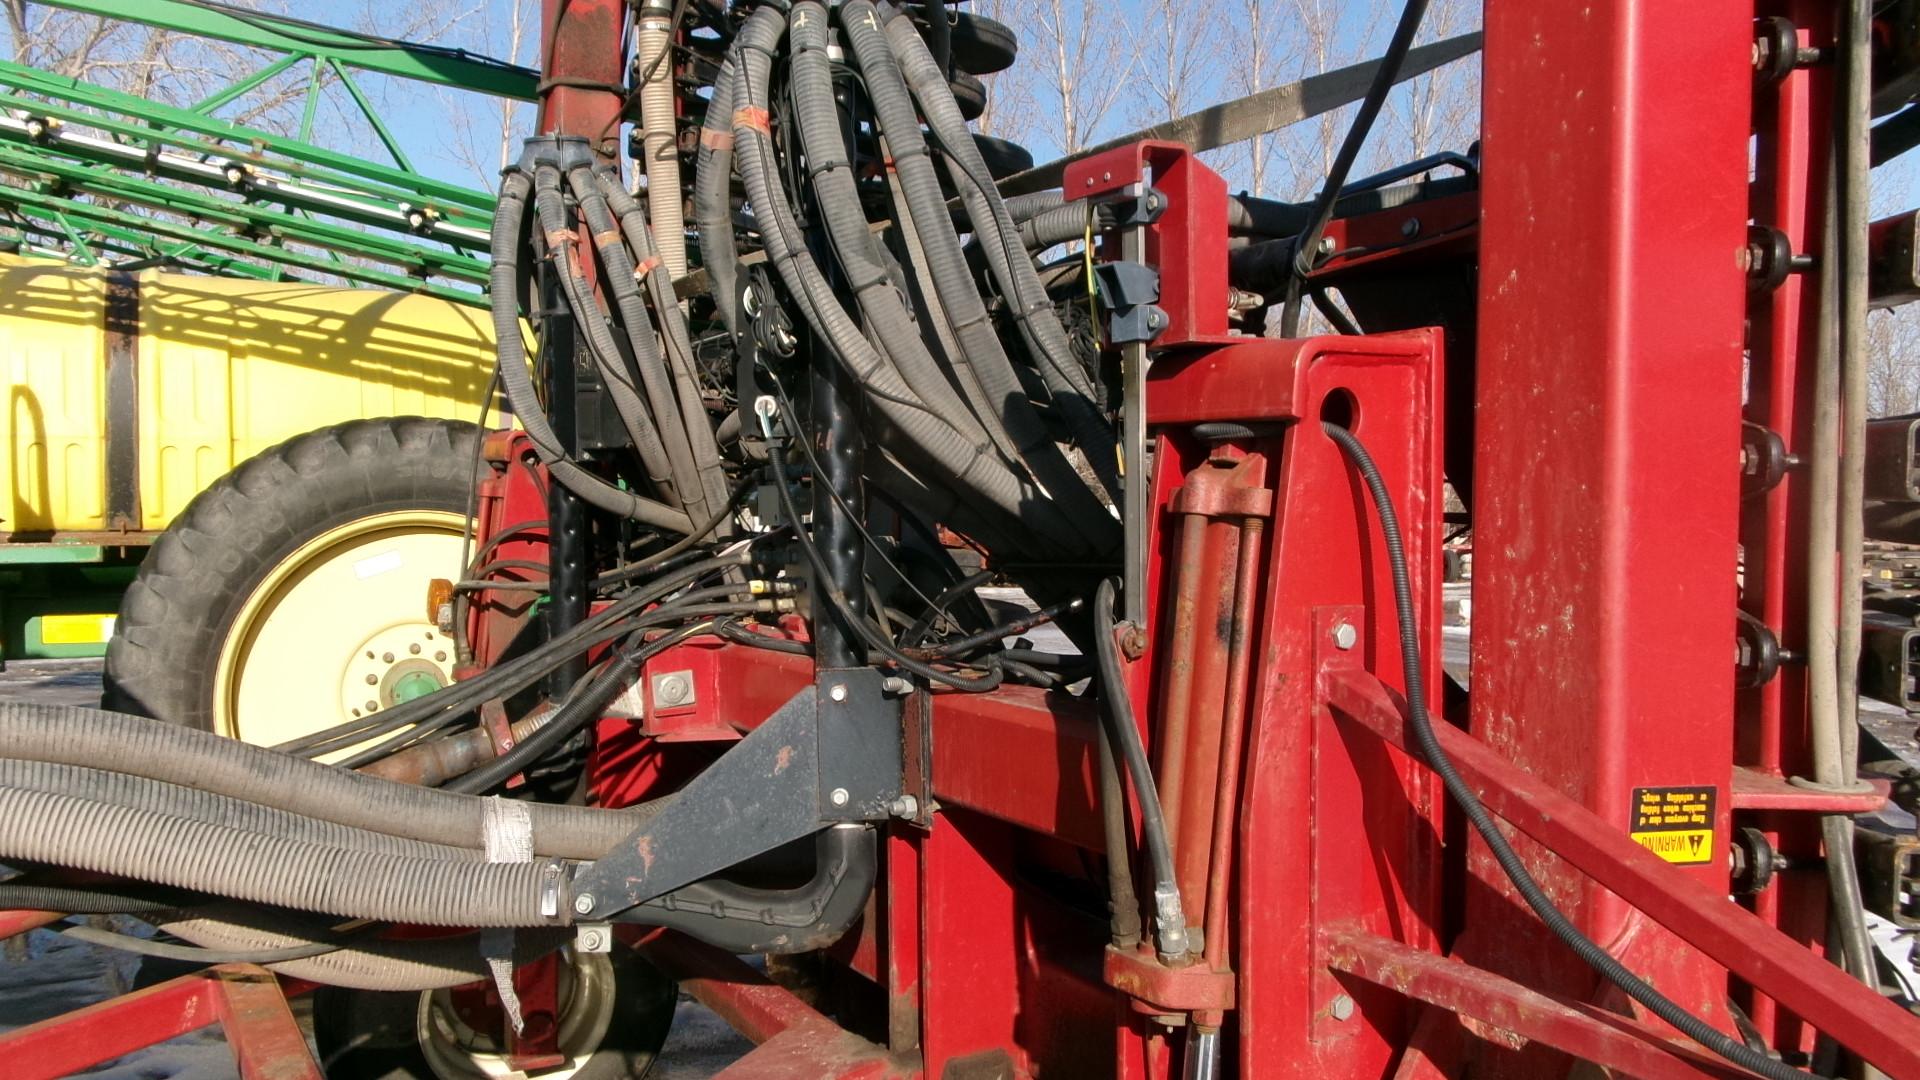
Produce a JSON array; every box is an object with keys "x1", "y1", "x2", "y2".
[
  {"x1": 973, "y1": 132, "x2": 1034, "y2": 180},
  {"x1": 312, "y1": 947, "x2": 676, "y2": 1080},
  {"x1": 103, "y1": 416, "x2": 481, "y2": 746}
]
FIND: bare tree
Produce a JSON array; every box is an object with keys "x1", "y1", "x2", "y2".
[
  {"x1": 1027, "y1": 0, "x2": 1138, "y2": 155},
  {"x1": 1133, "y1": 0, "x2": 1224, "y2": 128},
  {"x1": 971, "y1": 0, "x2": 1041, "y2": 151}
]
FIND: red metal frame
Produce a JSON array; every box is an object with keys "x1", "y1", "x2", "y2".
[{"x1": 8, "y1": 4, "x2": 1920, "y2": 1078}]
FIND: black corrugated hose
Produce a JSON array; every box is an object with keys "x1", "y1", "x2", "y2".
[{"x1": 1321, "y1": 420, "x2": 1824, "y2": 1080}]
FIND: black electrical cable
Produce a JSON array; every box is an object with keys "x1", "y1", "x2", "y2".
[
  {"x1": 1320, "y1": 421, "x2": 1823, "y2": 1080},
  {"x1": 899, "y1": 569, "x2": 994, "y2": 647},
  {"x1": 766, "y1": 441, "x2": 1003, "y2": 691},
  {"x1": 919, "y1": 596, "x2": 1084, "y2": 659},
  {"x1": 446, "y1": 618, "x2": 725, "y2": 794},
  {"x1": 0, "y1": 880, "x2": 201, "y2": 915},
  {"x1": 1092, "y1": 577, "x2": 1186, "y2": 961},
  {"x1": 592, "y1": 475, "x2": 755, "y2": 588},
  {"x1": 1280, "y1": 0, "x2": 1431, "y2": 338},
  {"x1": 279, "y1": 548, "x2": 764, "y2": 758}
]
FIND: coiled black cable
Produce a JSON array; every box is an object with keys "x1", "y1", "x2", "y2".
[{"x1": 1321, "y1": 421, "x2": 1821, "y2": 1080}]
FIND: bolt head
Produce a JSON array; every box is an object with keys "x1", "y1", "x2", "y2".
[
  {"x1": 1332, "y1": 621, "x2": 1358, "y2": 651},
  {"x1": 830, "y1": 787, "x2": 850, "y2": 807},
  {"x1": 828, "y1": 684, "x2": 848, "y2": 702},
  {"x1": 1401, "y1": 217, "x2": 1421, "y2": 239},
  {"x1": 1331, "y1": 994, "x2": 1355, "y2": 1021},
  {"x1": 889, "y1": 794, "x2": 920, "y2": 818},
  {"x1": 573, "y1": 893, "x2": 595, "y2": 915}
]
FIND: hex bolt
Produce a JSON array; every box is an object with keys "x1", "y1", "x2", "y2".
[
  {"x1": 1332, "y1": 621, "x2": 1359, "y2": 651},
  {"x1": 573, "y1": 893, "x2": 595, "y2": 916},
  {"x1": 578, "y1": 928, "x2": 607, "y2": 953},
  {"x1": 1330, "y1": 994, "x2": 1355, "y2": 1021},
  {"x1": 889, "y1": 794, "x2": 920, "y2": 818},
  {"x1": 828, "y1": 684, "x2": 848, "y2": 703},
  {"x1": 830, "y1": 787, "x2": 850, "y2": 807},
  {"x1": 1401, "y1": 217, "x2": 1421, "y2": 239},
  {"x1": 881, "y1": 676, "x2": 912, "y2": 696}
]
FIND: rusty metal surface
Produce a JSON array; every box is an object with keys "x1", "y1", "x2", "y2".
[
  {"x1": 1323, "y1": 932, "x2": 1751, "y2": 1080},
  {"x1": 1325, "y1": 665, "x2": 1920, "y2": 1078},
  {"x1": 1102, "y1": 946, "x2": 1235, "y2": 1013}
]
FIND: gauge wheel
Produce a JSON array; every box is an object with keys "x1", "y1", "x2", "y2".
[
  {"x1": 313, "y1": 947, "x2": 676, "y2": 1080},
  {"x1": 103, "y1": 417, "x2": 480, "y2": 747}
]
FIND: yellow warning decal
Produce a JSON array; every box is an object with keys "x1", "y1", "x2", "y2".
[
  {"x1": 40, "y1": 613, "x2": 115, "y2": 645},
  {"x1": 1628, "y1": 786, "x2": 1716, "y2": 865}
]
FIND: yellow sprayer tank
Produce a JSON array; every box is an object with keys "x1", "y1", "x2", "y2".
[{"x1": 0, "y1": 255, "x2": 492, "y2": 658}]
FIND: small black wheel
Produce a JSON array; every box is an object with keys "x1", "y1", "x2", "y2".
[
  {"x1": 951, "y1": 69, "x2": 987, "y2": 121},
  {"x1": 104, "y1": 417, "x2": 481, "y2": 745},
  {"x1": 915, "y1": 11, "x2": 1017, "y2": 75},
  {"x1": 973, "y1": 133, "x2": 1034, "y2": 180},
  {"x1": 313, "y1": 946, "x2": 676, "y2": 1080}
]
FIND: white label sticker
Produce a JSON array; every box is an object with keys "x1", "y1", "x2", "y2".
[{"x1": 353, "y1": 550, "x2": 404, "y2": 579}]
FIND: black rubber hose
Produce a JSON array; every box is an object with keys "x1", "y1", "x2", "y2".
[
  {"x1": 541, "y1": 165, "x2": 703, "y2": 516},
  {"x1": 1279, "y1": 0, "x2": 1430, "y2": 337},
  {"x1": 592, "y1": 167, "x2": 735, "y2": 523},
  {"x1": 883, "y1": 7, "x2": 1122, "y2": 503},
  {"x1": 620, "y1": 825, "x2": 876, "y2": 955},
  {"x1": 1094, "y1": 716, "x2": 1143, "y2": 950},
  {"x1": 0, "y1": 785, "x2": 572, "y2": 926},
  {"x1": 1320, "y1": 422, "x2": 1820, "y2": 1080},
  {"x1": 490, "y1": 169, "x2": 693, "y2": 532},
  {"x1": 694, "y1": 55, "x2": 744, "y2": 336},
  {"x1": 767, "y1": 441, "x2": 1002, "y2": 691},
  {"x1": 280, "y1": 546, "x2": 763, "y2": 758},
  {"x1": 1091, "y1": 577, "x2": 1187, "y2": 960},
  {"x1": 0, "y1": 701, "x2": 657, "y2": 862},
  {"x1": 728, "y1": 8, "x2": 1077, "y2": 554},
  {"x1": 840, "y1": 1, "x2": 1121, "y2": 540},
  {"x1": 446, "y1": 618, "x2": 723, "y2": 794}
]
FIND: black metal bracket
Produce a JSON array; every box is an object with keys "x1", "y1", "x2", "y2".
[
  {"x1": 567, "y1": 669, "x2": 902, "y2": 920},
  {"x1": 1094, "y1": 260, "x2": 1165, "y2": 345}
]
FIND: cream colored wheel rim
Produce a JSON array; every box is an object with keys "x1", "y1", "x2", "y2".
[
  {"x1": 212, "y1": 510, "x2": 467, "y2": 748},
  {"x1": 415, "y1": 949, "x2": 618, "y2": 1080}
]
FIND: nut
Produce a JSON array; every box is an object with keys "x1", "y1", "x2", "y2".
[{"x1": 573, "y1": 893, "x2": 595, "y2": 916}]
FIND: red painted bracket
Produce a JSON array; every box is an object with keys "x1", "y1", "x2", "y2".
[
  {"x1": 1324, "y1": 931, "x2": 1753, "y2": 1080},
  {"x1": 1322, "y1": 665, "x2": 1920, "y2": 1079},
  {"x1": 1103, "y1": 945, "x2": 1236, "y2": 1014},
  {"x1": 0, "y1": 964, "x2": 319, "y2": 1080}
]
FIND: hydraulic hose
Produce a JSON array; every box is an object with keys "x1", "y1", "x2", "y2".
[
  {"x1": 489, "y1": 169, "x2": 694, "y2": 532},
  {"x1": 767, "y1": 440, "x2": 1002, "y2": 691},
  {"x1": 593, "y1": 167, "x2": 735, "y2": 523},
  {"x1": 541, "y1": 165, "x2": 706, "y2": 520},
  {"x1": 1829, "y1": 0, "x2": 1881, "y2": 993},
  {"x1": 1015, "y1": 201, "x2": 1112, "y2": 252},
  {"x1": 727, "y1": 8, "x2": 1083, "y2": 555},
  {"x1": 620, "y1": 824, "x2": 876, "y2": 955},
  {"x1": 1279, "y1": 0, "x2": 1430, "y2": 337},
  {"x1": 0, "y1": 759, "x2": 485, "y2": 861},
  {"x1": 0, "y1": 785, "x2": 573, "y2": 927},
  {"x1": 694, "y1": 56, "x2": 743, "y2": 335},
  {"x1": 162, "y1": 912, "x2": 564, "y2": 992},
  {"x1": 839, "y1": 2, "x2": 1119, "y2": 549},
  {"x1": 1320, "y1": 421, "x2": 1820, "y2": 1080},
  {"x1": 281, "y1": 545, "x2": 764, "y2": 759},
  {"x1": 636, "y1": 1, "x2": 688, "y2": 284},
  {"x1": 0, "y1": 701, "x2": 657, "y2": 861},
  {"x1": 786, "y1": 3, "x2": 1009, "y2": 472},
  {"x1": 1092, "y1": 577, "x2": 1188, "y2": 961},
  {"x1": 884, "y1": 8, "x2": 1122, "y2": 503},
  {"x1": 446, "y1": 618, "x2": 724, "y2": 794}
]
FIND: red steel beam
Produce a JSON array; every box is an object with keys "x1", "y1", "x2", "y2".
[
  {"x1": 1325, "y1": 666, "x2": 1920, "y2": 1078},
  {"x1": 1323, "y1": 931, "x2": 1755, "y2": 1080},
  {"x1": 0, "y1": 965, "x2": 319, "y2": 1080}
]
